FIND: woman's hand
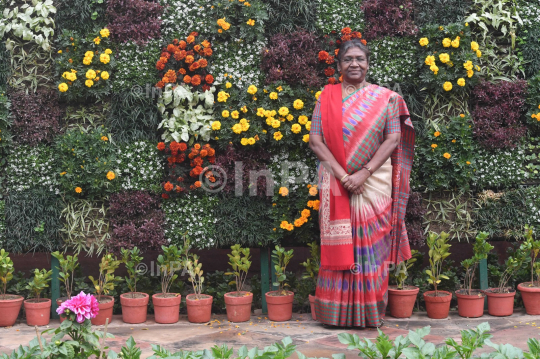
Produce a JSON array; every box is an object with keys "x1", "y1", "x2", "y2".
[{"x1": 342, "y1": 169, "x2": 370, "y2": 195}]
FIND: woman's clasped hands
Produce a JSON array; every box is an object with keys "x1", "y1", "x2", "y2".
[{"x1": 341, "y1": 169, "x2": 370, "y2": 195}]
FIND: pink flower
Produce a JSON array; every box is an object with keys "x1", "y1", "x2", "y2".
[{"x1": 56, "y1": 291, "x2": 99, "y2": 323}]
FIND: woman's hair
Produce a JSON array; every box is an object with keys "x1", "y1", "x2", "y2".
[{"x1": 337, "y1": 39, "x2": 370, "y2": 64}]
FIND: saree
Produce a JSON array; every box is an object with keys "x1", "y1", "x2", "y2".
[{"x1": 311, "y1": 84, "x2": 415, "y2": 327}]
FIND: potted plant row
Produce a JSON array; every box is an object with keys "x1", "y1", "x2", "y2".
[
  {"x1": 89, "y1": 253, "x2": 122, "y2": 325},
  {"x1": 423, "y1": 231, "x2": 453, "y2": 319},
  {"x1": 387, "y1": 250, "x2": 420, "y2": 318},
  {"x1": 120, "y1": 247, "x2": 149, "y2": 324},
  {"x1": 517, "y1": 226, "x2": 540, "y2": 315},
  {"x1": 0, "y1": 249, "x2": 24, "y2": 327},
  {"x1": 224, "y1": 244, "x2": 253, "y2": 323}
]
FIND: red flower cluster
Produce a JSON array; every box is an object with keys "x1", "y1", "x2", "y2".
[
  {"x1": 155, "y1": 32, "x2": 214, "y2": 91},
  {"x1": 157, "y1": 141, "x2": 218, "y2": 197}
]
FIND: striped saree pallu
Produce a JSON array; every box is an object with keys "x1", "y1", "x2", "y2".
[{"x1": 314, "y1": 84, "x2": 414, "y2": 327}]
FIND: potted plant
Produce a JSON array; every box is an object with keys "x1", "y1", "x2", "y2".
[
  {"x1": 517, "y1": 226, "x2": 540, "y2": 315},
  {"x1": 423, "y1": 231, "x2": 452, "y2": 319},
  {"x1": 153, "y1": 244, "x2": 182, "y2": 324},
  {"x1": 0, "y1": 250, "x2": 24, "y2": 327},
  {"x1": 51, "y1": 251, "x2": 79, "y2": 323},
  {"x1": 89, "y1": 253, "x2": 122, "y2": 325},
  {"x1": 456, "y1": 232, "x2": 493, "y2": 318},
  {"x1": 266, "y1": 245, "x2": 295, "y2": 322},
  {"x1": 224, "y1": 244, "x2": 252, "y2": 323},
  {"x1": 485, "y1": 250, "x2": 525, "y2": 317},
  {"x1": 120, "y1": 246, "x2": 149, "y2": 324},
  {"x1": 24, "y1": 268, "x2": 53, "y2": 326},
  {"x1": 300, "y1": 242, "x2": 320, "y2": 320},
  {"x1": 182, "y1": 237, "x2": 213, "y2": 323},
  {"x1": 388, "y1": 250, "x2": 420, "y2": 318}
]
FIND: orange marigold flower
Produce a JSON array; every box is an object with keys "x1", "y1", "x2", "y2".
[
  {"x1": 179, "y1": 143, "x2": 187, "y2": 151},
  {"x1": 156, "y1": 61, "x2": 165, "y2": 71},
  {"x1": 334, "y1": 48, "x2": 339, "y2": 56},
  {"x1": 203, "y1": 47, "x2": 213, "y2": 56},
  {"x1": 189, "y1": 62, "x2": 201, "y2": 72},
  {"x1": 162, "y1": 193, "x2": 169, "y2": 199},
  {"x1": 178, "y1": 68, "x2": 187, "y2": 75},
  {"x1": 174, "y1": 51, "x2": 186, "y2": 61},
  {"x1": 324, "y1": 67, "x2": 335, "y2": 77},
  {"x1": 328, "y1": 77, "x2": 336, "y2": 84},
  {"x1": 198, "y1": 58, "x2": 208, "y2": 68},
  {"x1": 157, "y1": 142, "x2": 166, "y2": 151},
  {"x1": 207, "y1": 148, "x2": 215, "y2": 156},
  {"x1": 200, "y1": 149, "x2": 208, "y2": 157},
  {"x1": 279, "y1": 187, "x2": 289, "y2": 196},
  {"x1": 361, "y1": 39, "x2": 367, "y2": 45},
  {"x1": 173, "y1": 38, "x2": 179, "y2": 45},
  {"x1": 186, "y1": 35, "x2": 195, "y2": 44},
  {"x1": 183, "y1": 75, "x2": 192, "y2": 84},
  {"x1": 318, "y1": 51, "x2": 329, "y2": 61},
  {"x1": 106, "y1": 171, "x2": 116, "y2": 180},
  {"x1": 189, "y1": 31, "x2": 198, "y2": 37},
  {"x1": 185, "y1": 55, "x2": 195, "y2": 64},
  {"x1": 156, "y1": 81, "x2": 165, "y2": 88},
  {"x1": 193, "y1": 157, "x2": 203, "y2": 166},
  {"x1": 194, "y1": 44, "x2": 201, "y2": 52},
  {"x1": 205, "y1": 74, "x2": 214, "y2": 84},
  {"x1": 159, "y1": 56, "x2": 168, "y2": 64},
  {"x1": 191, "y1": 75, "x2": 201, "y2": 86},
  {"x1": 75, "y1": 187, "x2": 82, "y2": 193},
  {"x1": 194, "y1": 144, "x2": 201, "y2": 150},
  {"x1": 301, "y1": 209, "x2": 311, "y2": 218},
  {"x1": 202, "y1": 40, "x2": 211, "y2": 48},
  {"x1": 443, "y1": 153, "x2": 451, "y2": 159},
  {"x1": 341, "y1": 27, "x2": 352, "y2": 35},
  {"x1": 325, "y1": 56, "x2": 335, "y2": 65},
  {"x1": 312, "y1": 200, "x2": 320, "y2": 210},
  {"x1": 202, "y1": 84, "x2": 210, "y2": 91},
  {"x1": 294, "y1": 218, "x2": 306, "y2": 227},
  {"x1": 164, "y1": 181, "x2": 174, "y2": 192},
  {"x1": 194, "y1": 181, "x2": 202, "y2": 188},
  {"x1": 434, "y1": 131, "x2": 441, "y2": 137},
  {"x1": 161, "y1": 52, "x2": 171, "y2": 59},
  {"x1": 309, "y1": 187, "x2": 318, "y2": 196},
  {"x1": 179, "y1": 40, "x2": 187, "y2": 49}
]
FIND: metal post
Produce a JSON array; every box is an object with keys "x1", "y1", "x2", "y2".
[
  {"x1": 479, "y1": 258, "x2": 488, "y2": 309},
  {"x1": 51, "y1": 255, "x2": 60, "y2": 319},
  {"x1": 260, "y1": 247, "x2": 270, "y2": 314}
]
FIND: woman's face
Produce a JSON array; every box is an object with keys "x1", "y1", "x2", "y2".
[{"x1": 337, "y1": 47, "x2": 369, "y2": 84}]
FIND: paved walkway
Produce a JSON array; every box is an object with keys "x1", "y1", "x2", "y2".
[{"x1": 1, "y1": 310, "x2": 539, "y2": 358}]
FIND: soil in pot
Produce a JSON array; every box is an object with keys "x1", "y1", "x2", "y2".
[
  {"x1": 0, "y1": 295, "x2": 24, "y2": 327},
  {"x1": 224, "y1": 291, "x2": 253, "y2": 323},
  {"x1": 91, "y1": 296, "x2": 115, "y2": 326},
  {"x1": 518, "y1": 283, "x2": 540, "y2": 315},
  {"x1": 152, "y1": 293, "x2": 181, "y2": 324},
  {"x1": 388, "y1": 285, "x2": 419, "y2": 318},
  {"x1": 455, "y1": 289, "x2": 485, "y2": 318},
  {"x1": 186, "y1": 294, "x2": 213, "y2": 323},
  {"x1": 485, "y1": 288, "x2": 515, "y2": 317},
  {"x1": 24, "y1": 298, "x2": 52, "y2": 326},
  {"x1": 266, "y1": 291, "x2": 294, "y2": 322},
  {"x1": 308, "y1": 294, "x2": 316, "y2": 321},
  {"x1": 120, "y1": 292, "x2": 149, "y2": 324},
  {"x1": 423, "y1": 290, "x2": 452, "y2": 319}
]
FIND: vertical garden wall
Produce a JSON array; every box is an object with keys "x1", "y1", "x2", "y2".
[{"x1": 0, "y1": 0, "x2": 539, "y2": 285}]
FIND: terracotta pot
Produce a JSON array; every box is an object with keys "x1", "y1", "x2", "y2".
[
  {"x1": 266, "y1": 291, "x2": 294, "y2": 322},
  {"x1": 456, "y1": 289, "x2": 485, "y2": 318},
  {"x1": 485, "y1": 288, "x2": 515, "y2": 317},
  {"x1": 518, "y1": 283, "x2": 540, "y2": 315},
  {"x1": 56, "y1": 297, "x2": 67, "y2": 323},
  {"x1": 308, "y1": 294, "x2": 316, "y2": 320},
  {"x1": 152, "y1": 293, "x2": 181, "y2": 324},
  {"x1": 423, "y1": 290, "x2": 452, "y2": 319},
  {"x1": 24, "y1": 298, "x2": 51, "y2": 326},
  {"x1": 0, "y1": 295, "x2": 24, "y2": 327},
  {"x1": 224, "y1": 291, "x2": 253, "y2": 323},
  {"x1": 91, "y1": 296, "x2": 115, "y2": 325},
  {"x1": 388, "y1": 285, "x2": 419, "y2": 318},
  {"x1": 120, "y1": 293, "x2": 149, "y2": 324},
  {"x1": 186, "y1": 294, "x2": 213, "y2": 323}
]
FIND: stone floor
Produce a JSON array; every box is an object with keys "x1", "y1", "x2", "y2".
[{"x1": 1, "y1": 310, "x2": 539, "y2": 358}]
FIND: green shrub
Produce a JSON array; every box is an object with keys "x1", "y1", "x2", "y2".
[
  {"x1": 368, "y1": 36, "x2": 418, "y2": 86},
  {"x1": 414, "y1": 0, "x2": 472, "y2": 28},
  {"x1": 517, "y1": 25, "x2": 540, "y2": 78},
  {"x1": 112, "y1": 40, "x2": 160, "y2": 93},
  {"x1": 115, "y1": 141, "x2": 162, "y2": 193},
  {"x1": 4, "y1": 188, "x2": 62, "y2": 253},
  {"x1": 265, "y1": 0, "x2": 318, "y2": 35},
  {"x1": 316, "y1": 0, "x2": 364, "y2": 35},
  {"x1": 55, "y1": 0, "x2": 107, "y2": 34}
]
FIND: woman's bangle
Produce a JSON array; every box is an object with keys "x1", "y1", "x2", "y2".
[
  {"x1": 340, "y1": 174, "x2": 349, "y2": 183},
  {"x1": 363, "y1": 166, "x2": 373, "y2": 176}
]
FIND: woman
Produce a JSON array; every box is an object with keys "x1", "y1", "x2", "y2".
[{"x1": 309, "y1": 38, "x2": 415, "y2": 328}]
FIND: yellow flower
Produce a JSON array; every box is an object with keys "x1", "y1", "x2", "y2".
[
  {"x1": 475, "y1": 65, "x2": 481, "y2": 71},
  {"x1": 302, "y1": 134, "x2": 309, "y2": 143},
  {"x1": 463, "y1": 60, "x2": 473, "y2": 70},
  {"x1": 298, "y1": 115, "x2": 308, "y2": 125},
  {"x1": 467, "y1": 69, "x2": 474, "y2": 78},
  {"x1": 439, "y1": 26, "x2": 444, "y2": 30},
  {"x1": 271, "y1": 119, "x2": 281, "y2": 128},
  {"x1": 431, "y1": 144, "x2": 438, "y2": 149},
  {"x1": 301, "y1": 209, "x2": 311, "y2": 218},
  {"x1": 83, "y1": 57, "x2": 92, "y2": 66},
  {"x1": 430, "y1": 64, "x2": 439, "y2": 75},
  {"x1": 269, "y1": 92, "x2": 278, "y2": 100},
  {"x1": 276, "y1": 86, "x2": 283, "y2": 92},
  {"x1": 278, "y1": 107, "x2": 289, "y2": 116},
  {"x1": 86, "y1": 69, "x2": 97, "y2": 79},
  {"x1": 211, "y1": 121, "x2": 221, "y2": 130},
  {"x1": 100, "y1": 53, "x2": 110, "y2": 64},
  {"x1": 465, "y1": 23, "x2": 469, "y2": 26},
  {"x1": 93, "y1": 37, "x2": 101, "y2": 45},
  {"x1": 270, "y1": 110, "x2": 277, "y2": 117},
  {"x1": 247, "y1": 137, "x2": 256, "y2": 145},
  {"x1": 241, "y1": 138, "x2": 248, "y2": 146},
  {"x1": 58, "y1": 83, "x2": 69, "y2": 92},
  {"x1": 451, "y1": 37, "x2": 460, "y2": 48},
  {"x1": 279, "y1": 187, "x2": 289, "y2": 196},
  {"x1": 293, "y1": 99, "x2": 304, "y2": 110},
  {"x1": 419, "y1": 37, "x2": 429, "y2": 46},
  {"x1": 434, "y1": 131, "x2": 441, "y2": 137},
  {"x1": 452, "y1": 139, "x2": 456, "y2": 143},
  {"x1": 424, "y1": 55, "x2": 435, "y2": 66},
  {"x1": 101, "y1": 71, "x2": 109, "y2": 80},
  {"x1": 476, "y1": 50, "x2": 482, "y2": 58},
  {"x1": 442, "y1": 38, "x2": 451, "y2": 47},
  {"x1": 100, "y1": 28, "x2": 110, "y2": 38},
  {"x1": 60, "y1": 172, "x2": 67, "y2": 176},
  {"x1": 106, "y1": 171, "x2": 115, "y2": 180},
  {"x1": 223, "y1": 82, "x2": 232, "y2": 90},
  {"x1": 471, "y1": 41, "x2": 479, "y2": 51},
  {"x1": 286, "y1": 114, "x2": 294, "y2": 121},
  {"x1": 85, "y1": 51, "x2": 94, "y2": 58},
  {"x1": 85, "y1": 80, "x2": 94, "y2": 87},
  {"x1": 443, "y1": 153, "x2": 451, "y2": 159},
  {"x1": 105, "y1": 49, "x2": 112, "y2": 55},
  {"x1": 443, "y1": 81, "x2": 452, "y2": 91},
  {"x1": 58, "y1": 50, "x2": 63, "y2": 54},
  {"x1": 247, "y1": 85, "x2": 258, "y2": 94},
  {"x1": 274, "y1": 131, "x2": 283, "y2": 141},
  {"x1": 256, "y1": 108, "x2": 265, "y2": 117},
  {"x1": 309, "y1": 187, "x2": 318, "y2": 196},
  {"x1": 231, "y1": 110, "x2": 240, "y2": 119},
  {"x1": 75, "y1": 187, "x2": 82, "y2": 193},
  {"x1": 246, "y1": 19, "x2": 255, "y2": 26},
  {"x1": 240, "y1": 121, "x2": 250, "y2": 132},
  {"x1": 232, "y1": 124, "x2": 243, "y2": 134},
  {"x1": 460, "y1": 114, "x2": 465, "y2": 118},
  {"x1": 305, "y1": 121, "x2": 311, "y2": 131},
  {"x1": 315, "y1": 91, "x2": 321, "y2": 100},
  {"x1": 457, "y1": 78, "x2": 465, "y2": 87},
  {"x1": 241, "y1": 106, "x2": 248, "y2": 113},
  {"x1": 217, "y1": 91, "x2": 230, "y2": 102},
  {"x1": 221, "y1": 110, "x2": 230, "y2": 118},
  {"x1": 439, "y1": 53, "x2": 450, "y2": 64},
  {"x1": 466, "y1": 161, "x2": 471, "y2": 165},
  {"x1": 101, "y1": 136, "x2": 108, "y2": 141},
  {"x1": 291, "y1": 124, "x2": 301, "y2": 133}
]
